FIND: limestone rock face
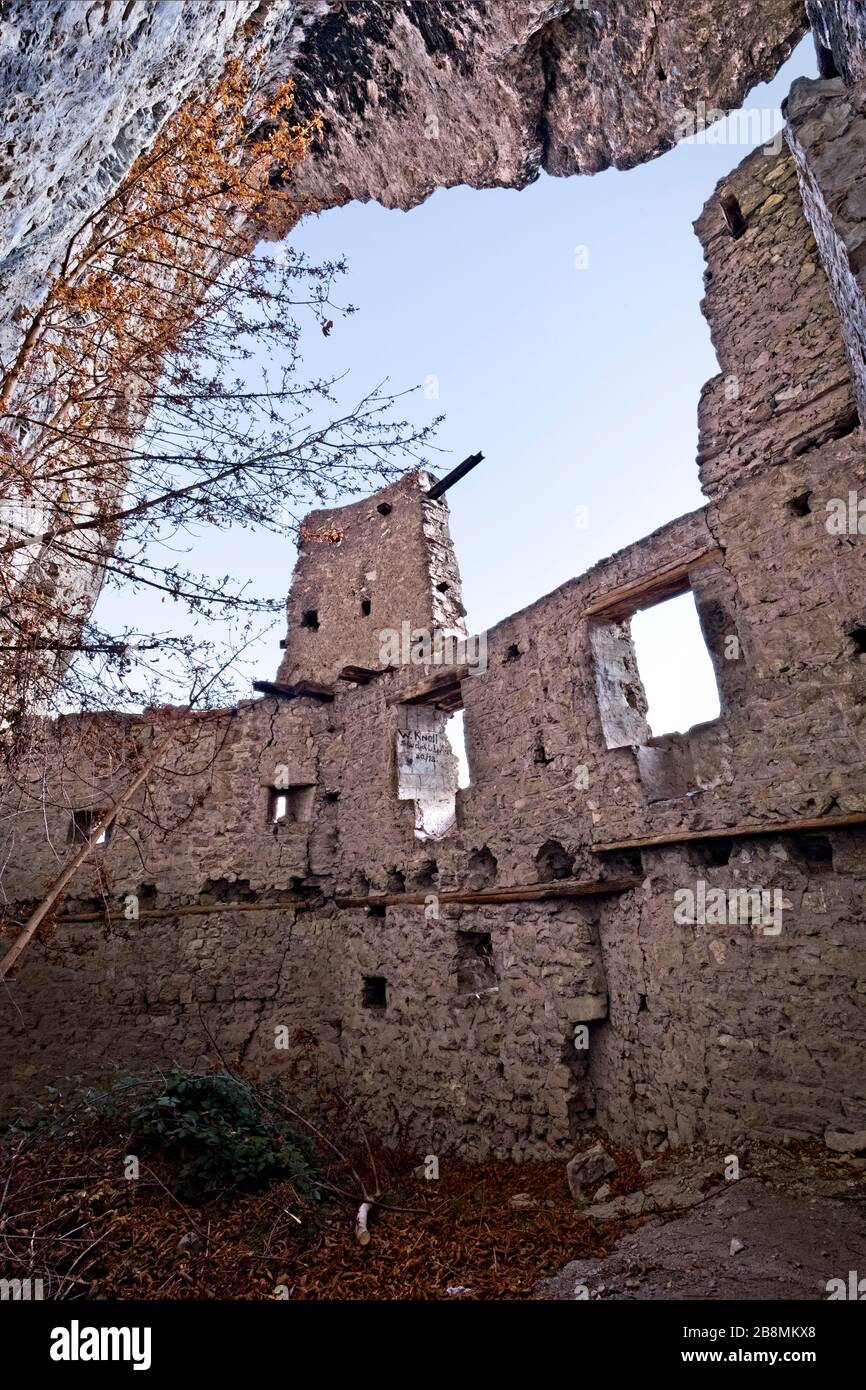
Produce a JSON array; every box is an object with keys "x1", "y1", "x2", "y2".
[
  {"x1": 287, "y1": 0, "x2": 807, "y2": 212},
  {"x1": 808, "y1": 1, "x2": 866, "y2": 82},
  {"x1": 0, "y1": 0, "x2": 313, "y2": 351},
  {"x1": 1, "y1": 0, "x2": 806, "y2": 336}
]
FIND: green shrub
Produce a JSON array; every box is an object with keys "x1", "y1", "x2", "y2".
[{"x1": 131, "y1": 1069, "x2": 318, "y2": 1202}]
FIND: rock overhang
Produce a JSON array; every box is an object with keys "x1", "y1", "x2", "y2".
[{"x1": 0, "y1": 0, "x2": 809, "y2": 332}]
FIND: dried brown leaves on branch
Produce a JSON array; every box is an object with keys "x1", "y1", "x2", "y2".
[{"x1": 0, "y1": 53, "x2": 440, "y2": 739}]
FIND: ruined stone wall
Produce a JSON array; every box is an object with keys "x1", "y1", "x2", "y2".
[
  {"x1": 593, "y1": 830, "x2": 866, "y2": 1149},
  {"x1": 3, "y1": 69, "x2": 866, "y2": 1160},
  {"x1": 786, "y1": 75, "x2": 866, "y2": 426},
  {"x1": 695, "y1": 143, "x2": 856, "y2": 501},
  {"x1": 278, "y1": 471, "x2": 465, "y2": 686},
  {"x1": 4, "y1": 409, "x2": 865, "y2": 1154}
]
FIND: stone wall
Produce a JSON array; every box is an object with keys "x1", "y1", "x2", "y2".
[
  {"x1": 3, "y1": 411, "x2": 865, "y2": 1152},
  {"x1": 277, "y1": 471, "x2": 465, "y2": 686},
  {"x1": 786, "y1": 75, "x2": 866, "y2": 426},
  {"x1": 695, "y1": 143, "x2": 856, "y2": 501},
  {"x1": 3, "y1": 55, "x2": 866, "y2": 1161}
]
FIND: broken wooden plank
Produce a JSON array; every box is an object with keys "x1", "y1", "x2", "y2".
[
  {"x1": 591, "y1": 811, "x2": 866, "y2": 854},
  {"x1": 253, "y1": 678, "x2": 335, "y2": 702},
  {"x1": 581, "y1": 547, "x2": 723, "y2": 622},
  {"x1": 335, "y1": 876, "x2": 641, "y2": 909}
]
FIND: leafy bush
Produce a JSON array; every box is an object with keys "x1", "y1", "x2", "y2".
[{"x1": 131, "y1": 1069, "x2": 318, "y2": 1202}]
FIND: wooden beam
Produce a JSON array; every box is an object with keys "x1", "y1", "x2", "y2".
[
  {"x1": 385, "y1": 668, "x2": 469, "y2": 707},
  {"x1": 337, "y1": 665, "x2": 390, "y2": 685},
  {"x1": 426, "y1": 452, "x2": 484, "y2": 501},
  {"x1": 253, "y1": 679, "x2": 335, "y2": 702},
  {"x1": 45, "y1": 877, "x2": 642, "y2": 926},
  {"x1": 582, "y1": 547, "x2": 723, "y2": 622},
  {"x1": 51, "y1": 899, "x2": 314, "y2": 927},
  {"x1": 592, "y1": 811, "x2": 866, "y2": 854},
  {"x1": 335, "y1": 876, "x2": 641, "y2": 909}
]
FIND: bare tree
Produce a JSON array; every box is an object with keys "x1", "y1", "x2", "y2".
[{"x1": 0, "y1": 54, "x2": 440, "y2": 744}]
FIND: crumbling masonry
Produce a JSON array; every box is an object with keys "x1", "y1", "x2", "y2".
[{"x1": 3, "y1": 23, "x2": 866, "y2": 1160}]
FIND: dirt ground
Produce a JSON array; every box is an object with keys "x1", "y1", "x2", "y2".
[
  {"x1": 2, "y1": 1110, "x2": 864, "y2": 1300},
  {"x1": 536, "y1": 1143, "x2": 866, "y2": 1300}
]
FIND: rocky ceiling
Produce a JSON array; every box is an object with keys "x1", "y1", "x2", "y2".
[
  {"x1": 807, "y1": 0, "x2": 866, "y2": 82},
  {"x1": 2, "y1": 0, "x2": 807, "y2": 332}
]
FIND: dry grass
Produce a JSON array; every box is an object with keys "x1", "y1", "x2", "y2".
[{"x1": 0, "y1": 1103, "x2": 633, "y2": 1300}]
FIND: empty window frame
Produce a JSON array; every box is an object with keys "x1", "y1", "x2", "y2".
[
  {"x1": 69, "y1": 809, "x2": 113, "y2": 846},
  {"x1": 396, "y1": 681, "x2": 464, "y2": 841},
  {"x1": 456, "y1": 930, "x2": 497, "y2": 995},
  {"x1": 268, "y1": 785, "x2": 316, "y2": 824},
  {"x1": 589, "y1": 562, "x2": 722, "y2": 747},
  {"x1": 630, "y1": 591, "x2": 721, "y2": 737}
]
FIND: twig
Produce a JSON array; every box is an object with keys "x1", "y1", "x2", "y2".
[{"x1": 139, "y1": 1162, "x2": 205, "y2": 1239}]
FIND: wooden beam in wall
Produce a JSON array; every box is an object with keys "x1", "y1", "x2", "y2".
[
  {"x1": 338, "y1": 665, "x2": 391, "y2": 684},
  {"x1": 581, "y1": 547, "x2": 724, "y2": 622},
  {"x1": 47, "y1": 876, "x2": 643, "y2": 926},
  {"x1": 592, "y1": 811, "x2": 866, "y2": 854},
  {"x1": 385, "y1": 668, "x2": 469, "y2": 708},
  {"x1": 335, "y1": 876, "x2": 641, "y2": 909},
  {"x1": 52, "y1": 899, "x2": 314, "y2": 926},
  {"x1": 426, "y1": 451, "x2": 485, "y2": 500},
  {"x1": 253, "y1": 678, "x2": 335, "y2": 702}
]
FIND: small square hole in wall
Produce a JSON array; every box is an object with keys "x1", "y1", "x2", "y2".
[
  {"x1": 360, "y1": 598, "x2": 372, "y2": 616},
  {"x1": 690, "y1": 836, "x2": 734, "y2": 868},
  {"x1": 456, "y1": 930, "x2": 497, "y2": 994},
  {"x1": 786, "y1": 833, "x2": 834, "y2": 872},
  {"x1": 362, "y1": 975, "x2": 387, "y2": 1008},
  {"x1": 268, "y1": 785, "x2": 316, "y2": 823},
  {"x1": 301, "y1": 609, "x2": 319, "y2": 630},
  {"x1": 69, "y1": 809, "x2": 113, "y2": 845}
]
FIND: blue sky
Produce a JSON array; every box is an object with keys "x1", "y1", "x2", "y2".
[{"x1": 96, "y1": 37, "x2": 816, "y2": 734}]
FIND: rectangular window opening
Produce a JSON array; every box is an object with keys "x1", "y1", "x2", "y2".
[
  {"x1": 397, "y1": 694, "x2": 464, "y2": 841},
  {"x1": 362, "y1": 975, "x2": 387, "y2": 1008},
  {"x1": 268, "y1": 784, "x2": 316, "y2": 824},
  {"x1": 456, "y1": 930, "x2": 497, "y2": 995},
  {"x1": 69, "y1": 809, "x2": 113, "y2": 846},
  {"x1": 445, "y1": 710, "x2": 471, "y2": 789},
  {"x1": 629, "y1": 590, "x2": 721, "y2": 738}
]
